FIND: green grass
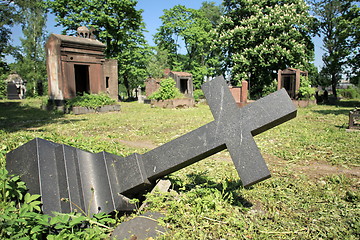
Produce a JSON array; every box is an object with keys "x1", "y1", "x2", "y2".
[{"x1": 0, "y1": 98, "x2": 359, "y2": 239}]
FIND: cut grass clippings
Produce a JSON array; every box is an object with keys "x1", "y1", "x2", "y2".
[{"x1": 0, "y1": 98, "x2": 359, "y2": 239}]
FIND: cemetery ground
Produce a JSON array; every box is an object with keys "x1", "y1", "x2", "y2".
[{"x1": 0, "y1": 98, "x2": 359, "y2": 239}]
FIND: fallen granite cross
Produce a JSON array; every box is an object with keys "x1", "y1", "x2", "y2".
[{"x1": 6, "y1": 76, "x2": 297, "y2": 215}]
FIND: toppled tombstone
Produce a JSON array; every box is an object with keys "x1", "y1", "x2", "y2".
[{"x1": 6, "y1": 76, "x2": 297, "y2": 216}]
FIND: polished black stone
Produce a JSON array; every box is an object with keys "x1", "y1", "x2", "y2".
[{"x1": 6, "y1": 76, "x2": 297, "y2": 215}]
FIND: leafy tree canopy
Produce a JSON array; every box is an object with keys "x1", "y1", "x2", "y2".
[
  {"x1": 49, "y1": 0, "x2": 149, "y2": 97},
  {"x1": 344, "y1": 3, "x2": 359, "y2": 86},
  {"x1": 0, "y1": 0, "x2": 21, "y2": 59},
  {"x1": 11, "y1": 0, "x2": 48, "y2": 97},
  {"x1": 312, "y1": 0, "x2": 359, "y2": 97},
  {"x1": 218, "y1": 0, "x2": 314, "y2": 97},
  {"x1": 145, "y1": 47, "x2": 170, "y2": 79},
  {"x1": 154, "y1": 2, "x2": 223, "y2": 89}
]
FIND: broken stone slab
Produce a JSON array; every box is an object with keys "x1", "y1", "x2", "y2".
[
  {"x1": 111, "y1": 212, "x2": 166, "y2": 240},
  {"x1": 138, "y1": 179, "x2": 172, "y2": 212},
  {"x1": 6, "y1": 76, "x2": 297, "y2": 215}
]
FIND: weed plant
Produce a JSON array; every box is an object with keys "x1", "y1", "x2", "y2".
[
  {"x1": 0, "y1": 98, "x2": 359, "y2": 239},
  {"x1": 66, "y1": 93, "x2": 117, "y2": 110},
  {"x1": 148, "y1": 78, "x2": 183, "y2": 100}
]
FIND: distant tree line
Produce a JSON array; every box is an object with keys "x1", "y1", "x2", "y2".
[
  {"x1": 0, "y1": 0, "x2": 359, "y2": 99},
  {"x1": 0, "y1": 0, "x2": 47, "y2": 98}
]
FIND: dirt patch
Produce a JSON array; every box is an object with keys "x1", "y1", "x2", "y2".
[
  {"x1": 264, "y1": 153, "x2": 360, "y2": 179},
  {"x1": 292, "y1": 162, "x2": 360, "y2": 179}
]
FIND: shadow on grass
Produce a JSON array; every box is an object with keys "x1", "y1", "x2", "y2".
[
  {"x1": 313, "y1": 100, "x2": 360, "y2": 116},
  {"x1": 312, "y1": 108, "x2": 351, "y2": 116},
  {"x1": 168, "y1": 172, "x2": 253, "y2": 208},
  {"x1": 0, "y1": 101, "x2": 68, "y2": 132}
]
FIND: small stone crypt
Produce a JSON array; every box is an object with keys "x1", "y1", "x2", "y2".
[
  {"x1": 45, "y1": 26, "x2": 118, "y2": 105},
  {"x1": 277, "y1": 68, "x2": 308, "y2": 99}
]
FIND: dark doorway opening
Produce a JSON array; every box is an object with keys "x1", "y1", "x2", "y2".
[
  {"x1": 180, "y1": 78, "x2": 188, "y2": 94},
  {"x1": 283, "y1": 76, "x2": 294, "y2": 98},
  {"x1": 74, "y1": 65, "x2": 90, "y2": 95},
  {"x1": 106, "y1": 77, "x2": 109, "y2": 88}
]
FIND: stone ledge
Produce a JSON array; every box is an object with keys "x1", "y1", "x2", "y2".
[
  {"x1": 292, "y1": 99, "x2": 317, "y2": 108},
  {"x1": 151, "y1": 98, "x2": 195, "y2": 108},
  {"x1": 72, "y1": 104, "x2": 120, "y2": 115}
]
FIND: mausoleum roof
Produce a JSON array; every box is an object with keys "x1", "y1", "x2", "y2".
[
  {"x1": 170, "y1": 71, "x2": 192, "y2": 77},
  {"x1": 50, "y1": 33, "x2": 106, "y2": 49}
]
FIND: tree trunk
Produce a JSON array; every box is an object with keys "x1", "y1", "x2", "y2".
[
  {"x1": 123, "y1": 74, "x2": 131, "y2": 98},
  {"x1": 331, "y1": 74, "x2": 337, "y2": 98}
]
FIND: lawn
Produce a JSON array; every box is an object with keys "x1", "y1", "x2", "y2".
[{"x1": 0, "y1": 98, "x2": 359, "y2": 239}]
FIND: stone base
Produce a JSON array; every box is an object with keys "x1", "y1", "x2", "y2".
[
  {"x1": 151, "y1": 98, "x2": 195, "y2": 108},
  {"x1": 292, "y1": 99, "x2": 317, "y2": 108},
  {"x1": 43, "y1": 99, "x2": 66, "y2": 112},
  {"x1": 72, "y1": 104, "x2": 120, "y2": 115}
]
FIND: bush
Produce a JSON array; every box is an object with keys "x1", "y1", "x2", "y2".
[
  {"x1": 193, "y1": 89, "x2": 204, "y2": 102},
  {"x1": 66, "y1": 93, "x2": 116, "y2": 109},
  {"x1": 338, "y1": 86, "x2": 360, "y2": 99},
  {"x1": 0, "y1": 74, "x2": 7, "y2": 100},
  {"x1": 148, "y1": 77, "x2": 183, "y2": 100},
  {"x1": 298, "y1": 76, "x2": 316, "y2": 100},
  {"x1": 262, "y1": 80, "x2": 277, "y2": 96}
]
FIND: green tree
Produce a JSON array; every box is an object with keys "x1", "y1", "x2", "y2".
[
  {"x1": 0, "y1": 0, "x2": 38, "y2": 98},
  {"x1": 344, "y1": 4, "x2": 359, "y2": 86},
  {"x1": 0, "y1": 0, "x2": 23, "y2": 89},
  {"x1": 154, "y1": 3, "x2": 222, "y2": 88},
  {"x1": 200, "y1": 1, "x2": 224, "y2": 27},
  {"x1": 49, "y1": 0, "x2": 149, "y2": 98},
  {"x1": 12, "y1": 0, "x2": 47, "y2": 97},
  {"x1": 146, "y1": 47, "x2": 169, "y2": 79},
  {"x1": 218, "y1": 0, "x2": 314, "y2": 96},
  {"x1": 0, "y1": 0, "x2": 20, "y2": 59},
  {"x1": 0, "y1": 62, "x2": 9, "y2": 99},
  {"x1": 312, "y1": 0, "x2": 358, "y2": 97}
]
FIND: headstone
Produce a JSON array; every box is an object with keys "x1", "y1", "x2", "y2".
[
  {"x1": 6, "y1": 76, "x2": 297, "y2": 215},
  {"x1": 6, "y1": 82, "x2": 19, "y2": 100},
  {"x1": 6, "y1": 72, "x2": 26, "y2": 99}
]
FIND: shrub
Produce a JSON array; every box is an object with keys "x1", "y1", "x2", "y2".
[
  {"x1": 66, "y1": 93, "x2": 116, "y2": 109},
  {"x1": 262, "y1": 80, "x2": 277, "y2": 96},
  {"x1": 193, "y1": 89, "x2": 204, "y2": 102},
  {"x1": 298, "y1": 76, "x2": 316, "y2": 100},
  {"x1": 338, "y1": 86, "x2": 360, "y2": 99},
  {"x1": 0, "y1": 74, "x2": 7, "y2": 100},
  {"x1": 148, "y1": 77, "x2": 183, "y2": 100}
]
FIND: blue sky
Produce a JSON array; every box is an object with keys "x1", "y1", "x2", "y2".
[{"x1": 8, "y1": 0, "x2": 323, "y2": 69}]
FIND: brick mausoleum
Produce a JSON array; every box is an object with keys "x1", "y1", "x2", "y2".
[
  {"x1": 277, "y1": 68, "x2": 308, "y2": 99},
  {"x1": 46, "y1": 26, "x2": 118, "y2": 104}
]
